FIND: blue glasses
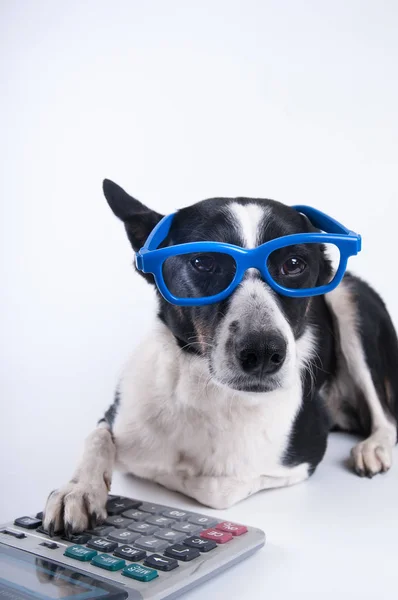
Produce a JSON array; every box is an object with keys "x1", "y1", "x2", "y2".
[{"x1": 135, "y1": 205, "x2": 362, "y2": 306}]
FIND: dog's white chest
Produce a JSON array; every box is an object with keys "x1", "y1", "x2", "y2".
[{"x1": 112, "y1": 327, "x2": 303, "y2": 484}]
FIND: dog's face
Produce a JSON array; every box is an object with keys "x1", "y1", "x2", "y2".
[{"x1": 104, "y1": 180, "x2": 332, "y2": 394}]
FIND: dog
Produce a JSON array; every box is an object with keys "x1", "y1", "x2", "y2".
[{"x1": 43, "y1": 179, "x2": 398, "y2": 534}]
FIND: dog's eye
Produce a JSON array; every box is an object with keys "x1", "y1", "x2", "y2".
[
  {"x1": 281, "y1": 257, "x2": 307, "y2": 276},
  {"x1": 191, "y1": 255, "x2": 216, "y2": 273}
]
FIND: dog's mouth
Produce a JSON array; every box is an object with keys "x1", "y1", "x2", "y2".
[{"x1": 208, "y1": 363, "x2": 281, "y2": 394}]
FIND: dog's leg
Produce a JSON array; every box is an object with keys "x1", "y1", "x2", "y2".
[
  {"x1": 43, "y1": 422, "x2": 115, "y2": 535},
  {"x1": 326, "y1": 283, "x2": 397, "y2": 478},
  {"x1": 156, "y1": 464, "x2": 309, "y2": 509}
]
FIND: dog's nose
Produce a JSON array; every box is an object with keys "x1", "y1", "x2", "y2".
[{"x1": 236, "y1": 332, "x2": 287, "y2": 376}]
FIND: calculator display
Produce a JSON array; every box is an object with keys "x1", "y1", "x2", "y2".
[{"x1": 0, "y1": 545, "x2": 129, "y2": 600}]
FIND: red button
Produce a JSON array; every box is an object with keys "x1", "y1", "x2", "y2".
[
  {"x1": 200, "y1": 529, "x2": 233, "y2": 544},
  {"x1": 215, "y1": 522, "x2": 248, "y2": 536}
]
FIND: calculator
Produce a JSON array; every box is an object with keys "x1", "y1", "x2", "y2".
[{"x1": 0, "y1": 494, "x2": 265, "y2": 599}]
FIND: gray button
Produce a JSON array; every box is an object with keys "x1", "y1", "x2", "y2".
[
  {"x1": 133, "y1": 536, "x2": 169, "y2": 552},
  {"x1": 121, "y1": 509, "x2": 147, "y2": 521},
  {"x1": 162, "y1": 509, "x2": 190, "y2": 521},
  {"x1": 128, "y1": 522, "x2": 159, "y2": 535},
  {"x1": 105, "y1": 516, "x2": 132, "y2": 529},
  {"x1": 188, "y1": 515, "x2": 219, "y2": 527},
  {"x1": 172, "y1": 521, "x2": 203, "y2": 535},
  {"x1": 107, "y1": 529, "x2": 141, "y2": 544},
  {"x1": 139, "y1": 503, "x2": 166, "y2": 514},
  {"x1": 154, "y1": 529, "x2": 186, "y2": 543},
  {"x1": 145, "y1": 515, "x2": 175, "y2": 528}
]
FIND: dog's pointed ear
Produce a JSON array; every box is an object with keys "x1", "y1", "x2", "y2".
[{"x1": 103, "y1": 179, "x2": 164, "y2": 251}]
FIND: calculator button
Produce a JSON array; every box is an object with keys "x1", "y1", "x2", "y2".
[
  {"x1": 162, "y1": 509, "x2": 190, "y2": 521},
  {"x1": 164, "y1": 544, "x2": 201, "y2": 562},
  {"x1": 113, "y1": 546, "x2": 147, "y2": 562},
  {"x1": 86, "y1": 538, "x2": 118, "y2": 552},
  {"x1": 183, "y1": 536, "x2": 217, "y2": 552},
  {"x1": 139, "y1": 503, "x2": 166, "y2": 514},
  {"x1": 106, "y1": 498, "x2": 141, "y2": 515},
  {"x1": 62, "y1": 533, "x2": 91, "y2": 544},
  {"x1": 144, "y1": 554, "x2": 179, "y2": 572},
  {"x1": 172, "y1": 522, "x2": 202, "y2": 535},
  {"x1": 145, "y1": 515, "x2": 175, "y2": 528},
  {"x1": 122, "y1": 563, "x2": 158, "y2": 582},
  {"x1": 107, "y1": 530, "x2": 141, "y2": 544},
  {"x1": 188, "y1": 515, "x2": 218, "y2": 527},
  {"x1": 1, "y1": 530, "x2": 26, "y2": 539},
  {"x1": 40, "y1": 541, "x2": 59, "y2": 549},
  {"x1": 122, "y1": 509, "x2": 147, "y2": 521},
  {"x1": 215, "y1": 522, "x2": 248, "y2": 536},
  {"x1": 64, "y1": 545, "x2": 97, "y2": 562},
  {"x1": 36, "y1": 526, "x2": 52, "y2": 537},
  {"x1": 128, "y1": 523, "x2": 159, "y2": 535},
  {"x1": 134, "y1": 536, "x2": 169, "y2": 552},
  {"x1": 200, "y1": 529, "x2": 233, "y2": 544},
  {"x1": 105, "y1": 516, "x2": 131, "y2": 529},
  {"x1": 154, "y1": 529, "x2": 186, "y2": 543},
  {"x1": 14, "y1": 516, "x2": 42, "y2": 529},
  {"x1": 91, "y1": 554, "x2": 125, "y2": 571},
  {"x1": 85, "y1": 525, "x2": 115, "y2": 537}
]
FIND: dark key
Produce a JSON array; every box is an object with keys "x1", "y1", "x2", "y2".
[
  {"x1": 188, "y1": 514, "x2": 218, "y2": 528},
  {"x1": 105, "y1": 516, "x2": 131, "y2": 529},
  {"x1": 40, "y1": 541, "x2": 59, "y2": 549},
  {"x1": 62, "y1": 533, "x2": 91, "y2": 544},
  {"x1": 106, "y1": 498, "x2": 141, "y2": 515},
  {"x1": 162, "y1": 509, "x2": 190, "y2": 521},
  {"x1": 36, "y1": 526, "x2": 53, "y2": 537},
  {"x1": 139, "y1": 503, "x2": 166, "y2": 515},
  {"x1": 1, "y1": 529, "x2": 26, "y2": 539},
  {"x1": 14, "y1": 516, "x2": 42, "y2": 530},
  {"x1": 164, "y1": 544, "x2": 201, "y2": 562},
  {"x1": 86, "y1": 538, "x2": 118, "y2": 552},
  {"x1": 127, "y1": 522, "x2": 159, "y2": 536},
  {"x1": 145, "y1": 515, "x2": 175, "y2": 528},
  {"x1": 144, "y1": 554, "x2": 179, "y2": 572},
  {"x1": 85, "y1": 525, "x2": 115, "y2": 537},
  {"x1": 107, "y1": 530, "x2": 141, "y2": 544},
  {"x1": 154, "y1": 529, "x2": 186, "y2": 543},
  {"x1": 122, "y1": 510, "x2": 147, "y2": 521},
  {"x1": 113, "y1": 545, "x2": 147, "y2": 562},
  {"x1": 133, "y1": 536, "x2": 169, "y2": 552},
  {"x1": 172, "y1": 522, "x2": 202, "y2": 535},
  {"x1": 183, "y1": 536, "x2": 217, "y2": 552}
]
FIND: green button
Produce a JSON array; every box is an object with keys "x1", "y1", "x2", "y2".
[
  {"x1": 122, "y1": 563, "x2": 158, "y2": 582},
  {"x1": 64, "y1": 545, "x2": 98, "y2": 562},
  {"x1": 91, "y1": 554, "x2": 126, "y2": 571}
]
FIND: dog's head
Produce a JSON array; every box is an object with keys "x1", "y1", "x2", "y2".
[{"x1": 104, "y1": 179, "x2": 332, "y2": 394}]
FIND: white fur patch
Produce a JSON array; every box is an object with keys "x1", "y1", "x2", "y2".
[
  {"x1": 228, "y1": 202, "x2": 269, "y2": 248},
  {"x1": 109, "y1": 321, "x2": 309, "y2": 509}
]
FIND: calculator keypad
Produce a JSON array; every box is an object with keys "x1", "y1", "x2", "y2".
[{"x1": 11, "y1": 496, "x2": 254, "y2": 587}]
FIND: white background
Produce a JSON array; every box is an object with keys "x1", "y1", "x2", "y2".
[{"x1": 1, "y1": 1, "x2": 398, "y2": 599}]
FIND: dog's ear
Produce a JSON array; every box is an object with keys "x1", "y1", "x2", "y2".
[{"x1": 103, "y1": 179, "x2": 164, "y2": 251}]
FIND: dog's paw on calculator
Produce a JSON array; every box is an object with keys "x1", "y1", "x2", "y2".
[{"x1": 43, "y1": 480, "x2": 108, "y2": 536}]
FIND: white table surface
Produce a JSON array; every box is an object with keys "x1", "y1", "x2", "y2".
[{"x1": 1, "y1": 431, "x2": 397, "y2": 600}]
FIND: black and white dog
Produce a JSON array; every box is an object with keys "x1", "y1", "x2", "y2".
[{"x1": 44, "y1": 180, "x2": 398, "y2": 534}]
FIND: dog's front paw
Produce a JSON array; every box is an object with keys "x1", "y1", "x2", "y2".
[
  {"x1": 43, "y1": 480, "x2": 108, "y2": 536},
  {"x1": 351, "y1": 435, "x2": 393, "y2": 478}
]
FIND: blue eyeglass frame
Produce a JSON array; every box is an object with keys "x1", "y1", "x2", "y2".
[{"x1": 135, "y1": 205, "x2": 362, "y2": 306}]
